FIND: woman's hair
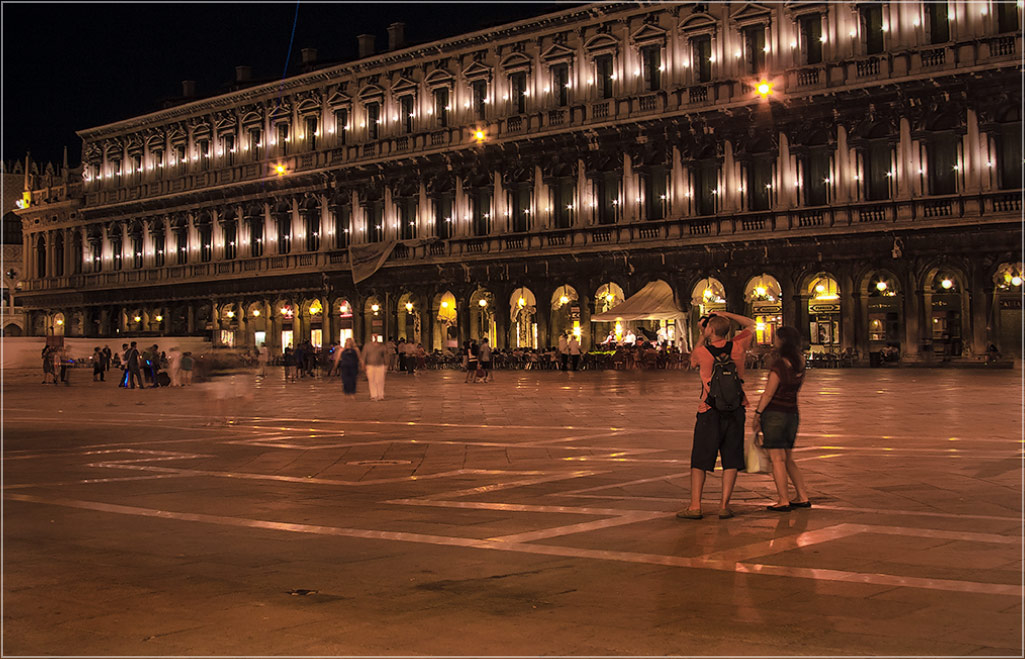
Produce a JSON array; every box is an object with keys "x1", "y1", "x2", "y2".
[{"x1": 776, "y1": 326, "x2": 804, "y2": 371}]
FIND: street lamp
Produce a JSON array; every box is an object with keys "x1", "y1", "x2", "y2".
[{"x1": 405, "y1": 302, "x2": 414, "y2": 312}]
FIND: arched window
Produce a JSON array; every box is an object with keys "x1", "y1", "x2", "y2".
[
  {"x1": 746, "y1": 138, "x2": 775, "y2": 211},
  {"x1": 35, "y1": 235, "x2": 46, "y2": 278},
  {"x1": 302, "y1": 203, "x2": 320, "y2": 251},
  {"x1": 996, "y1": 107, "x2": 1022, "y2": 191},
  {"x1": 53, "y1": 232, "x2": 64, "y2": 276},
  {"x1": 275, "y1": 210, "x2": 291, "y2": 254},
  {"x1": 927, "y1": 115, "x2": 960, "y2": 196}
]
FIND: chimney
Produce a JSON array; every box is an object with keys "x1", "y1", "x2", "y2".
[
  {"x1": 301, "y1": 48, "x2": 318, "y2": 65},
  {"x1": 387, "y1": 23, "x2": 406, "y2": 51},
  {"x1": 235, "y1": 65, "x2": 252, "y2": 83},
  {"x1": 357, "y1": 33, "x2": 375, "y2": 58},
  {"x1": 181, "y1": 80, "x2": 196, "y2": 98}
]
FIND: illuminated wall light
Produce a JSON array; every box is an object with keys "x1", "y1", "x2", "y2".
[
  {"x1": 948, "y1": 10, "x2": 956, "y2": 20},
  {"x1": 734, "y1": 50, "x2": 742, "y2": 58},
  {"x1": 543, "y1": 86, "x2": 550, "y2": 93},
  {"x1": 762, "y1": 45, "x2": 770, "y2": 53},
  {"x1": 790, "y1": 40, "x2": 798, "y2": 49},
  {"x1": 371, "y1": 303, "x2": 380, "y2": 312},
  {"x1": 405, "y1": 302, "x2": 414, "y2": 312},
  {"x1": 609, "y1": 73, "x2": 618, "y2": 81},
  {"x1": 941, "y1": 278, "x2": 953, "y2": 289},
  {"x1": 252, "y1": 309, "x2": 260, "y2": 317},
  {"x1": 658, "y1": 64, "x2": 665, "y2": 72},
  {"x1": 1011, "y1": 276, "x2": 1023, "y2": 286},
  {"x1": 479, "y1": 298, "x2": 488, "y2": 307},
  {"x1": 913, "y1": 17, "x2": 921, "y2": 27},
  {"x1": 880, "y1": 23, "x2": 888, "y2": 32},
  {"x1": 876, "y1": 281, "x2": 888, "y2": 292},
  {"x1": 633, "y1": 69, "x2": 641, "y2": 77},
  {"x1": 849, "y1": 28, "x2": 858, "y2": 37}
]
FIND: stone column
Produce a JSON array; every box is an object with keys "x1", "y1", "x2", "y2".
[
  {"x1": 970, "y1": 282, "x2": 990, "y2": 357},
  {"x1": 237, "y1": 299, "x2": 247, "y2": 346},
  {"x1": 186, "y1": 303, "x2": 196, "y2": 335},
  {"x1": 897, "y1": 117, "x2": 913, "y2": 199}
]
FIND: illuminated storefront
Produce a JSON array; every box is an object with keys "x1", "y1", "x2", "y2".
[
  {"x1": 866, "y1": 272, "x2": 901, "y2": 351},
  {"x1": 745, "y1": 274, "x2": 782, "y2": 346},
  {"x1": 807, "y1": 273, "x2": 841, "y2": 353}
]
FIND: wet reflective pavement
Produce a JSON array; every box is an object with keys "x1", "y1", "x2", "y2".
[{"x1": 3, "y1": 367, "x2": 1021, "y2": 655}]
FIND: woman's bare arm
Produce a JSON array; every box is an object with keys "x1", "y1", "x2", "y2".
[{"x1": 754, "y1": 370, "x2": 781, "y2": 423}]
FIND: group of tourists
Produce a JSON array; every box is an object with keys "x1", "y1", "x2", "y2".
[
  {"x1": 39, "y1": 344, "x2": 73, "y2": 385},
  {"x1": 40, "y1": 342, "x2": 196, "y2": 389}
]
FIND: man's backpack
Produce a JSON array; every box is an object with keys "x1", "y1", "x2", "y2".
[{"x1": 706, "y1": 341, "x2": 743, "y2": 412}]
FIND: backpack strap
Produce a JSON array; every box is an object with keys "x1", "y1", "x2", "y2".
[{"x1": 706, "y1": 341, "x2": 733, "y2": 359}]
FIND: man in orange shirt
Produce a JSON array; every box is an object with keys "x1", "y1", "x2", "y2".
[{"x1": 678, "y1": 311, "x2": 756, "y2": 520}]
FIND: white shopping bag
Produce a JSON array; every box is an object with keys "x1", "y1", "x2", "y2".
[{"x1": 745, "y1": 430, "x2": 770, "y2": 474}]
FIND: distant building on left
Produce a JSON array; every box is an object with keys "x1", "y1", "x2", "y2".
[{"x1": 3, "y1": 152, "x2": 79, "y2": 336}]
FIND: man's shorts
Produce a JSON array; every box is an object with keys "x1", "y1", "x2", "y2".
[{"x1": 691, "y1": 407, "x2": 746, "y2": 472}]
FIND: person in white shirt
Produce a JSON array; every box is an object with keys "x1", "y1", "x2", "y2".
[
  {"x1": 557, "y1": 333, "x2": 569, "y2": 372},
  {"x1": 624, "y1": 330, "x2": 637, "y2": 346},
  {"x1": 567, "y1": 335, "x2": 582, "y2": 371}
]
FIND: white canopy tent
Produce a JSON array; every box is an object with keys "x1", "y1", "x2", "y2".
[{"x1": 590, "y1": 280, "x2": 691, "y2": 348}]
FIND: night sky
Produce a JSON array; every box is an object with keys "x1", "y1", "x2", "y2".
[{"x1": 2, "y1": 2, "x2": 564, "y2": 168}]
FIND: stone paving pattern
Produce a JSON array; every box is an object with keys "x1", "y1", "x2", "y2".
[{"x1": 3, "y1": 366, "x2": 1022, "y2": 655}]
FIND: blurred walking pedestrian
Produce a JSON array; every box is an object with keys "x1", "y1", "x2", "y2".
[
  {"x1": 339, "y1": 338, "x2": 362, "y2": 396},
  {"x1": 568, "y1": 334, "x2": 582, "y2": 371},
  {"x1": 363, "y1": 338, "x2": 388, "y2": 401}
]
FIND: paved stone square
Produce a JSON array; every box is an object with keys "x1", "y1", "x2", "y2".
[{"x1": 3, "y1": 366, "x2": 1022, "y2": 656}]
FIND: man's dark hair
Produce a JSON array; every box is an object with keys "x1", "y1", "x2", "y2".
[{"x1": 130, "y1": 341, "x2": 137, "y2": 347}]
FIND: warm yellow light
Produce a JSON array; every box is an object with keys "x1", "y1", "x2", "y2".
[
  {"x1": 756, "y1": 81, "x2": 772, "y2": 97},
  {"x1": 474, "y1": 130, "x2": 485, "y2": 141},
  {"x1": 518, "y1": 297, "x2": 526, "y2": 308},
  {"x1": 226, "y1": 310, "x2": 235, "y2": 318},
  {"x1": 155, "y1": 315, "x2": 163, "y2": 322},
  {"x1": 703, "y1": 288, "x2": 713, "y2": 299},
  {"x1": 815, "y1": 284, "x2": 826, "y2": 293},
  {"x1": 439, "y1": 301, "x2": 449, "y2": 309},
  {"x1": 876, "y1": 281, "x2": 888, "y2": 292},
  {"x1": 1012, "y1": 276, "x2": 1023, "y2": 287},
  {"x1": 252, "y1": 309, "x2": 260, "y2": 317},
  {"x1": 478, "y1": 298, "x2": 488, "y2": 307},
  {"x1": 339, "y1": 304, "x2": 348, "y2": 314},
  {"x1": 605, "y1": 293, "x2": 615, "y2": 304},
  {"x1": 572, "y1": 326, "x2": 582, "y2": 338},
  {"x1": 134, "y1": 315, "x2": 142, "y2": 322},
  {"x1": 941, "y1": 278, "x2": 953, "y2": 290},
  {"x1": 405, "y1": 302, "x2": 414, "y2": 312},
  {"x1": 280, "y1": 307, "x2": 291, "y2": 316},
  {"x1": 559, "y1": 295, "x2": 569, "y2": 305},
  {"x1": 371, "y1": 303, "x2": 380, "y2": 312},
  {"x1": 755, "y1": 286, "x2": 767, "y2": 297},
  {"x1": 55, "y1": 319, "x2": 64, "y2": 326},
  {"x1": 310, "y1": 300, "x2": 323, "y2": 315},
  {"x1": 274, "y1": 164, "x2": 286, "y2": 176}
]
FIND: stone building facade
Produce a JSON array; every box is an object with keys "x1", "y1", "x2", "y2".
[{"x1": 14, "y1": 1, "x2": 1024, "y2": 360}]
